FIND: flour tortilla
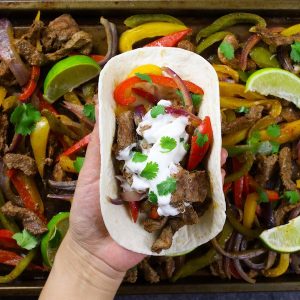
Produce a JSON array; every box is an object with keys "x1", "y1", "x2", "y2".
[{"x1": 98, "y1": 47, "x2": 225, "y2": 256}]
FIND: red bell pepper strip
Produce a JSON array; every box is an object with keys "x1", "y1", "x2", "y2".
[
  {"x1": 265, "y1": 190, "x2": 280, "y2": 202},
  {"x1": 114, "y1": 74, "x2": 203, "y2": 106},
  {"x1": 0, "y1": 230, "x2": 19, "y2": 249},
  {"x1": 233, "y1": 158, "x2": 244, "y2": 209},
  {"x1": 144, "y1": 28, "x2": 192, "y2": 47},
  {"x1": 89, "y1": 54, "x2": 105, "y2": 63},
  {"x1": 59, "y1": 133, "x2": 91, "y2": 158},
  {"x1": 38, "y1": 92, "x2": 58, "y2": 115},
  {"x1": 19, "y1": 66, "x2": 40, "y2": 102},
  {"x1": 187, "y1": 116, "x2": 213, "y2": 171},
  {"x1": 132, "y1": 87, "x2": 157, "y2": 104},
  {"x1": 149, "y1": 205, "x2": 160, "y2": 219},
  {"x1": 128, "y1": 202, "x2": 139, "y2": 223},
  {"x1": 223, "y1": 182, "x2": 232, "y2": 194},
  {"x1": 243, "y1": 173, "x2": 250, "y2": 197}
]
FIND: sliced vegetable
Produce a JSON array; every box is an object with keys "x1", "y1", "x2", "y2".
[
  {"x1": 196, "y1": 31, "x2": 231, "y2": 54},
  {"x1": 128, "y1": 201, "x2": 139, "y2": 223},
  {"x1": 232, "y1": 158, "x2": 244, "y2": 209},
  {"x1": 250, "y1": 47, "x2": 280, "y2": 68},
  {"x1": 19, "y1": 66, "x2": 40, "y2": 102},
  {"x1": 243, "y1": 193, "x2": 258, "y2": 229},
  {"x1": 59, "y1": 156, "x2": 77, "y2": 173},
  {"x1": 59, "y1": 133, "x2": 91, "y2": 158},
  {"x1": 240, "y1": 34, "x2": 261, "y2": 71},
  {"x1": 263, "y1": 254, "x2": 290, "y2": 277}
]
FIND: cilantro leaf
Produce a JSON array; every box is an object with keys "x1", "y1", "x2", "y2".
[
  {"x1": 83, "y1": 104, "x2": 95, "y2": 121},
  {"x1": 150, "y1": 105, "x2": 165, "y2": 118},
  {"x1": 13, "y1": 229, "x2": 39, "y2": 250},
  {"x1": 270, "y1": 141, "x2": 280, "y2": 154},
  {"x1": 266, "y1": 124, "x2": 281, "y2": 138},
  {"x1": 10, "y1": 104, "x2": 41, "y2": 135},
  {"x1": 140, "y1": 161, "x2": 159, "y2": 180},
  {"x1": 283, "y1": 190, "x2": 300, "y2": 204},
  {"x1": 160, "y1": 136, "x2": 177, "y2": 153},
  {"x1": 257, "y1": 189, "x2": 269, "y2": 204},
  {"x1": 135, "y1": 73, "x2": 152, "y2": 83},
  {"x1": 191, "y1": 94, "x2": 203, "y2": 108},
  {"x1": 235, "y1": 106, "x2": 249, "y2": 114},
  {"x1": 219, "y1": 41, "x2": 235, "y2": 60},
  {"x1": 157, "y1": 177, "x2": 177, "y2": 196},
  {"x1": 248, "y1": 130, "x2": 261, "y2": 147},
  {"x1": 148, "y1": 191, "x2": 158, "y2": 204},
  {"x1": 196, "y1": 132, "x2": 208, "y2": 147},
  {"x1": 73, "y1": 157, "x2": 85, "y2": 173},
  {"x1": 176, "y1": 90, "x2": 185, "y2": 106},
  {"x1": 290, "y1": 41, "x2": 300, "y2": 63},
  {"x1": 183, "y1": 142, "x2": 190, "y2": 151},
  {"x1": 132, "y1": 152, "x2": 148, "y2": 163}
]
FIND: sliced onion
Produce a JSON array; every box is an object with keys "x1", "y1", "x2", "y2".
[
  {"x1": 240, "y1": 34, "x2": 261, "y2": 71},
  {"x1": 165, "y1": 106, "x2": 201, "y2": 126},
  {"x1": 277, "y1": 46, "x2": 294, "y2": 73},
  {"x1": 47, "y1": 194, "x2": 73, "y2": 201},
  {"x1": 6, "y1": 133, "x2": 22, "y2": 153},
  {"x1": 265, "y1": 251, "x2": 277, "y2": 270},
  {"x1": 109, "y1": 197, "x2": 124, "y2": 205},
  {"x1": 121, "y1": 191, "x2": 146, "y2": 202},
  {"x1": 240, "y1": 238, "x2": 265, "y2": 270},
  {"x1": 259, "y1": 202, "x2": 275, "y2": 229},
  {"x1": 162, "y1": 67, "x2": 193, "y2": 112},
  {"x1": 134, "y1": 105, "x2": 146, "y2": 118},
  {"x1": 48, "y1": 180, "x2": 77, "y2": 191},
  {"x1": 98, "y1": 17, "x2": 118, "y2": 66},
  {"x1": 223, "y1": 232, "x2": 235, "y2": 279},
  {"x1": 0, "y1": 19, "x2": 30, "y2": 86},
  {"x1": 289, "y1": 205, "x2": 300, "y2": 220}
]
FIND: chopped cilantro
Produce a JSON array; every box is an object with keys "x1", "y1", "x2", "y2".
[
  {"x1": 83, "y1": 104, "x2": 95, "y2": 121},
  {"x1": 196, "y1": 132, "x2": 208, "y2": 147},
  {"x1": 283, "y1": 190, "x2": 300, "y2": 204},
  {"x1": 148, "y1": 191, "x2": 158, "y2": 204},
  {"x1": 219, "y1": 41, "x2": 235, "y2": 60},
  {"x1": 183, "y1": 142, "x2": 190, "y2": 151},
  {"x1": 266, "y1": 124, "x2": 281, "y2": 138},
  {"x1": 160, "y1": 136, "x2": 177, "y2": 153},
  {"x1": 150, "y1": 105, "x2": 165, "y2": 118},
  {"x1": 176, "y1": 90, "x2": 185, "y2": 106},
  {"x1": 157, "y1": 177, "x2": 177, "y2": 196},
  {"x1": 13, "y1": 229, "x2": 39, "y2": 250},
  {"x1": 132, "y1": 152, "x2": 148, "y2": 163},
  {"x1": 140, "y1": 161, "x2": 159, "y2": 180},
  {"x1": 290, "y1": 41, "x2": 300, "y2": 63},
  {"x1": 235, "y1": 106, "x2": 250, "y2": 114},
  {"x1": 191, "y1": 94, "x2": 203, "y2": 108},
  {"x1": 257, "y1": 189, "x2": 269, "y2": 204},
  {"x1": 73, "y1": 157, "x2": 85, "y2": 173},
  {"x1": 135, "y1": 73, "x2": 152, "y2": 83},
  {"x1": 10, "y1": 103, "x2": 41, "y2": 135},
  {"x1": 270, "y1": 141, "x2": 280, "y2": 154},
  {"x1": 247, "y1": 130, "x2": 261, "y2": 147}
]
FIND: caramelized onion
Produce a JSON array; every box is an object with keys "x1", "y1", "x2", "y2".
[
  {"x1": 277, "y1": 46, "x2": 294, "y2": 73},
  {"x1": 240, "y1": 34, "x2": 261, "y2": 71},
  {"x1": 121, "y1": 191, "x2": 146, "y2": 202},
  {"x1": 48, "y1": 180, "x2": 77, "y2": 192}
]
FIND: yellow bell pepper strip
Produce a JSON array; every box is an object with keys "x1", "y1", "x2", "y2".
[
  {"x1": 124, "y1": 14, "x2": 184, "y2": 28},
  {"x1": 195, "y1": 31, "x2": 231, "y2": 54},
  {"x1": 250, "y1": 47, "x2": 280, "y2": 68},
  {"x1": 248, "y1": 116, "x2": 277, "y2": 139},
  {"x1": 171, "y1": 222, "x2": 233, "y2": 281},
  {"x1": 259, "y1": 120, "x2": 300, "y2": 144},
  {"x1": 119, "y1": 22, "x2": 187, "y2": 52},
  {"x1": 263, "y1": 253, "x2": 290, "y2": 277},
  {"x1": 213, "y1": 64, "x2": 239, "y2": 82},
  {"x1": 224, "y1": 151, "x2": 254, "y2": 184},
  {"x1": 196, "y1": 13, "x2": 266, "y2": 42},
  {"x1": 0, "y1": 189, "x2": 19, "y2": 233},
  {"x1": 30, "y1": 117, "x2": 50, "y2": 178},
  {"x1": 0, "y1": 86, "x2": 7, "y2": 105},
  {"x1": 281, "y1": 24, "x2": 300, "y2": 36},
  {"x1": 223, "y1": 109, "x2": 236, "y2": 122},
  {"x1": 63, "y1": 91, "x2": 82, "y2": 105},
  {"x1": 2, "y1": 95, "x2": 18, "y2": 112},
  {"x1": 34, "y1": 10, "x2": 42, "y2": 52},
  {"x1": 222, "y1": 128, "x2": 248, "y2": 147},
  {"x1": 59, "y1": 133, "x2": 91, "y2": 158},
  {"x1": 59, "y1": 156, "x2": 77, "y2": 173},
  {"x1": 220, "y1": 97, "x2": 282, "y2": 118},
  {"x1": 127, "y1": 64, "x2": 162, "y2": 78},
  {"x1": 226, "y1": 209, "x2": 262, "y2": 239},
  {"x1": 297, "y1": 179, "x2": 300, "y2": 189},
  {"x1": 0, "y1": 248, "x2": 37, "y2": 283},
  {"x1": 243, "y1": 192, "x2": 258, "y2": 229},
  {"x1": 219, "y1": 82, "x2": 264, "y2": 100}
]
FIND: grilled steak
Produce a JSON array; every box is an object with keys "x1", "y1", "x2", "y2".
[
  {"x1": 143, "y1": 217, "x2": 168, "y2": 233},
  {"x1": 279, "y1": 147, "x2": 297, "y2": 190},
  {"x1": 3, "y1": 153, "x2": 37, "y2": 176},
  {"x1": 255, "y1": 154, "x2": 278, "y2": 188},
  {"x1": 0, "y1": 113, "x2": 8, "y2": 155}
]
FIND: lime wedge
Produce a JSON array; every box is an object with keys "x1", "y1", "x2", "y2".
[
  {"x1": 259, "y1": 215, "x2": 300, "y2": 253},
  {"x1": 43, "y1": 55, "x2": 100, "y2": 103},
  {"x1": 246, "y1": 68, "x2": 300, "y2": 108},
  {"x1": 41, "y1": 212, "x2": 70, "y2": 267}
]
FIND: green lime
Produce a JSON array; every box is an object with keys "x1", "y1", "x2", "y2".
[
  {"x1": 259, "y1": 215, "x2": 300, "y2": 253},
  {"x1": 41, "y1": 212, "x2": 70, "y2": 267},
  {"x1": 43, "y1": 55, "x2": 100, "y2": 103},
  {"x1": 246, "y1": 68, "x2": 300, "y2": 108}
]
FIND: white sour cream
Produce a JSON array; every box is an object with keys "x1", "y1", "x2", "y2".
[{"x1": 117, "y1": 100, "x2": 189, "y2": 217}]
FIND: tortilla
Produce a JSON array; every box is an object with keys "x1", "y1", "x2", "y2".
[{"x1": 98, "y1": 47, "x2": 225, "y2": 256}]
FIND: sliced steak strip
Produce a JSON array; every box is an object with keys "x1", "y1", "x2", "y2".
[
  {"x1": 155, "y1": 256, "x2": 175, "y2": 280},
  {"x1": 177, "y1": 40, "x2": 195, "y2": 52},
  {"x1": 1, "y1": 201, "x2": 47, "y2": 235},
  {"x1": 255, "y1": 154, "x2": 278, "y2": 188},
  {"x1": 151, "y1": 225, "x2": 173, "y2": 253},
  {"x1": 3, "y1": 153, "x2": 37, "y2": 176},
  {"x1": 15, "y1": 39, "x2": 45, "y2": 66},
  {"x1": 180, "y1": 205, "x2": 199, "y2": 225},
  {"x1": 138, "y1": 258, "x2": 160, "y2": 283},
  {"x1": 116, "y1": 111, "x2": 136, "y2": 153},
  {"x1": 124, "y1": 267, "x2": 138, "y2": 283},
  {"x1": 143, "y1": 217, "x2": 168, "y2": 233},
  {"x1": 275, "y1": 202, "x2": 300, "y2": 225},
  {"x1": 280, "y1": 106, "x2": 300, "y2": 123},
  {"x1": 222, "y1": 105, "x2": 264, "y2": 135},
  {"x1": 0, "y1": 61, "x2": 16, "y2": 87},
  {"x1": 0, "y1": 113, "x2": 8, "y2": 155},
  {"x1": 279, "y1": 147, "x2": 297, "y2": 190}
]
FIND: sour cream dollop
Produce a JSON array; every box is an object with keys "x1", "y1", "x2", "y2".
[{"x1": 117, "y1": 100, "x2": 189, "y2": 217}]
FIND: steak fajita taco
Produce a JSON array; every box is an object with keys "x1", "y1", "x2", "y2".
[{"x1": 98, "y1": 47, "x2": 225, "y2": 255}]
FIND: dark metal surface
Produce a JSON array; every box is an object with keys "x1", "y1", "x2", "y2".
[{"x1": 1, "y1": 0, "x2": 300, "y2": 296}]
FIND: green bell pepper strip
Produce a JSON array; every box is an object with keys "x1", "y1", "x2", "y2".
[
  {"x1": 0, "y1": 189, "x2": 19, "y2": 233},
  {"x1": 226, "y1": 209, "x2": 262, "y2": 239},
  {"x1": 225, "y1": 144, "x2": 257, "y2": 157},
  {"x1": 124, "y1": 14, "x2": 184, "y2": 28},
  {"x1": 249, "y1": 47, "x2": 280, "y2": 68},
  {"x1": 171, "y1": 222, "x2": 233, "y2": 281},
  {"x1": 196, "y1": 13, "x2": 267, "y2": 42},
  {"x1": 224, "y1": 151, "x2": 254, "y2": 184},
  {"x1": 195, "y1": 31, "x2": 231, "y2": 54},
  {"x1": 0, "y1": 248, "x2": 37, "y2": 283}
]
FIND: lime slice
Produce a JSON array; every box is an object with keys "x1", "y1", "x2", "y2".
[
  {"x1": 259, "y1": 215, "x2": 300, "y2": 253},
  {"x1": 246, "y1": 68, "x2": 300, "y2": 108},
  {"x1": 41, "y1": 212, "x2": 70, "y2": 267},
  {"x1": 43, "y1": 55, "x2": 100, "y2": 103}
]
